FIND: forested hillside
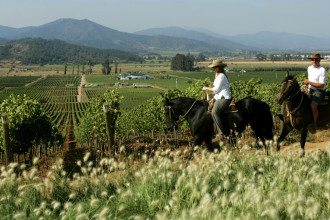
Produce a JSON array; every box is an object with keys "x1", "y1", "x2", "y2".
[{"x1": 0, "y1": 38, "x2": 142, "y2": 65}]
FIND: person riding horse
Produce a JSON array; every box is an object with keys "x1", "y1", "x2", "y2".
[
  {"x1": 303, "y1": 53, "x2": 328, "y2": 133},
  {"x1": 202, "y1": 59, "x2": 231, "y2": 140}
]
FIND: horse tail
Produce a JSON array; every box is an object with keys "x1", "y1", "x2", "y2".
[{"x1": 236, "y1": 97, "x2": 273, "y2": 140}]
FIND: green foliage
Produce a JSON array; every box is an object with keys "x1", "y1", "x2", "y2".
[
  {"x1": 117, "y1": 96, "x2": 164, "y2": 136},
  {"x1": 231, "y1": 78, "x2": 283, "y2": 114},
  {"x1": 75, "y1": 90, "x2": 122, "y2": 145},
  {"x1": 231, "y1": 78, "x2": 263, "y2": 100},
  {"x1": 184, "y1": 78, "x2": 212, "y2": 98},
  {"x1": 0, "y1": 94, "x2": 63, "y2": 153},
  {"x1": 116, "y1": 78, "x2": 213, "y2": 137}
]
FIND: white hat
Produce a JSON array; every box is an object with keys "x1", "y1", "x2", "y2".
[{"x1": 208, "y1": 59, "x2": 227, "y2": 68}]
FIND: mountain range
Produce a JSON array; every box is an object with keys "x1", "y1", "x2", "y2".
[
  {"x1": 1, "y1": 18, "x2": 330, "y2": 53},
  {"x1": 135, "y1": 27, "x2": 330, "y2": 51}
]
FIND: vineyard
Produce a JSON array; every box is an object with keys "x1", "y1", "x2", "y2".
[
  {"x1": 0, "y1": 61, "x2": 329, "y2": 219},
  {"x1": 0, "y1": 75, "x2": 89, "y2": 127}
]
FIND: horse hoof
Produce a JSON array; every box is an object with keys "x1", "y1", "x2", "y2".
[{"x1": 300, "y1": 151, "x2": 305, "y2": 158}]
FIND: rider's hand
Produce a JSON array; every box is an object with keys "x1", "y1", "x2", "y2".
[{"x1": 303, "y1": 80, "x2": 309, "y2": 85}]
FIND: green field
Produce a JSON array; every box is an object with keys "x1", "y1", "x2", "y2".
[{"x1": 85, "y1": 87, "x2": 164, "y2": 111}]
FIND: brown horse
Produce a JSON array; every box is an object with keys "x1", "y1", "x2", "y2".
[{"x1": 277, "y1": 72, "x2": 330, "y2": 156}]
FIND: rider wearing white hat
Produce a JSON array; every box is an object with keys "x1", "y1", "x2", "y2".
[{"x1": 203, "y1": 59, "x2": 232, "y2": 137}]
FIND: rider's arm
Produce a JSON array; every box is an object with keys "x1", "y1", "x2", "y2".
[
  {"x1": 202, "y1": 86, "x2": 214, "y2": 93},
  {"x1": 303, "y1": 80, "x2": 325, "y2": 89}
]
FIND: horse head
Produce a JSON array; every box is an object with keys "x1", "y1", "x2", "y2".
[
  {"x1": 164, "y1": 98, "x2": 181, "y2": 131},
  {"x1": 164, "y1": 97, "x2": 206, "y2": 132},
  {"x1": 277, "y1": 72, "x2": 301, "y2": 104}
]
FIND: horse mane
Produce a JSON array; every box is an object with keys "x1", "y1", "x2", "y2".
[
  {"x1": 282, "y1": 74, "x2": 296, "y2": 83},
  {"x1": 168, "y1": 97, "x2": 208, "y2": 107}
]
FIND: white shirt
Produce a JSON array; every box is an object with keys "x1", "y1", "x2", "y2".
[
  {"x1": 307, "y1": 65, "x2": 327, "y2": 90},
  {"x1": 213, "y1": 73, "x2": 231, "y2": 100}
]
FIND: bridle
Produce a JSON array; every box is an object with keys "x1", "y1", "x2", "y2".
[
  {"x1": 281, "y1": 79, "x2": 304, "y2": 126},
  {"x1": 165, "y1": 99, "x2": 199, "y2": 127}
]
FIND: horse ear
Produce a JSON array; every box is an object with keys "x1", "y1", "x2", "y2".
[
  {"x1": 164, "y1": 98, "x2": 170, "y2": 105},
  {"x1": 286, "y1": 71, "x2": 290, "y2": 77}
]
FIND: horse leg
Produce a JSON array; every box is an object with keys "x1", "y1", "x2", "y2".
[
  {"x1": 300, "y1": 126, "x2": 308, "y2": 157},
  {"x1": 188, "y1": 136, "x2": 203, "y2": 160},
  {"x1": 204, "y1": 138, "x2": 215, "y2": 152},
  {"x1": 276, "y1": 123, "x2": 292, "y2": 151},
  {"x1": 257, "y1": 137, "x2": 269, "y2": 155}
]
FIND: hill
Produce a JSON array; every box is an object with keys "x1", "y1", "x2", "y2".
[
  {"x1": 0, "y1": 19, "x2": 226, "y2": 53},
  {"x1": 0, "y1": 38, "x2": 142, "y2": 65}
]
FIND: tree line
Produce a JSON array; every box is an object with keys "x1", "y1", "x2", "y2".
[{"x1": 256, "y1": 53, "x2": 317, "y2": 61}]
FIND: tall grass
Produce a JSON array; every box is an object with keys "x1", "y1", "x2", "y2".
[{"x1": 0, "y1": 146, "x2": 329, "y2": 219}]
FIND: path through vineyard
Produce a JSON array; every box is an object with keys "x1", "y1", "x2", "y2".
[
  {"x1": 77, "y1": 75, "x2": 88, "y2": 102},
  {"x1": 279, "y1": 129, "x2": 330, "y2": 155}
]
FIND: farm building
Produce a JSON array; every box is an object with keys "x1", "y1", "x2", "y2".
[{"x1": 119, "y1": 72, "x2": 150, "y2": 80}]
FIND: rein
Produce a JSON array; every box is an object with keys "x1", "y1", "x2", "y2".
[
  {"x1": 166, "y1": 98, "x2": 199, "y2": 126},
  {"x1": 284, "y1": 88, "x2": 304, "y2": 127}
]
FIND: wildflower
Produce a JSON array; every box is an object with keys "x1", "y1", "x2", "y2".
[
  {"x1": 119, "y1": 145, "x2": 125, "y2": 153},
  {"x1": 69, "y1": 193, "x2": 76, "y2": 200},
  {"x1": 33, "y1": 157, "x2": 39, "y2": 165},
  {"x1": 20, "y1": 164, "x2": 26, "y2": 170},
  {"x1": 223, "y1": 179, "x2": 230, "y2": 190},
  {"x1": 87, "y1": 161, "x2": 93, "y2": 167},
  {"x1": 13, "y1": 212, "x2": 26, "y2": 219},
  {"x1": 83, "y1": 152, "x2": 91, "y2": 162},
  {"x1": 51, "y1": 201, "x2": 61, "y2": 210},
  {"x1": 76, "y1": 213, "x2": 89, "y2": 220},
  {"x1": 76, "y1": 160, "x2": 82, "y2": 166},
  {"x1": 64, "y1": 202, "x2": 73, "y2": 210},
  {"x1": 101, "y1": 191, "x2": 108, "y2": 198},
  {"x1": 98, "y1": 207, "x2": 109, "y2": 219},
  {"x1": 90, "y1": 198, "x2": 100, "y2": 207}
]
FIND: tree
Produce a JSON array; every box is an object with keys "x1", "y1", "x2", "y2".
[
  {"x1": 64, "y1": 63, "x2": 67, "y2": 75},
  {"x1": 171, "y1": 54, "x2": 194, "y2": 71},
  {"x1": 113, "y1": 59, "x2": 119, "y2": 74},
  {"x1": 102, "y1": 59, "x2": 112, "y2": 75}
]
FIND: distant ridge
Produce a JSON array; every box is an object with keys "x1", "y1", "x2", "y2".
[
  {"x1": 0, "y1": 18, "x2": 232, "y2": 53},
  {"x1": 135, "y1": 26, "x2": 248, "y2": 50},
  {"x1": 1, "y1": 18, "x2": 329, "y2": 52},
  {"x1": 136, "y1": 27, "x2": 330, "y2": 51},
  {"x1": 229, "y1": 31, "x2": 330, "y2": 50}
]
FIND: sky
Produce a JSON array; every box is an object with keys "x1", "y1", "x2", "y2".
[{"x1": 1, "y1": 0, "x2": 330, "y2": 38}]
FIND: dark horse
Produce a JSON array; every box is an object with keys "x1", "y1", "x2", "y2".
[
  {"x1": 164, "y1": 96, "x2": 273, "y2": 152},
  {"x1": 277, "y1": 73, "x2": 330, "y2": 156}
]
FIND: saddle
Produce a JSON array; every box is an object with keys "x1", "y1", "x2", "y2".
[
  {"x1": 320, "y1": 92, "x2": 329, "y2": 106},
  {"x1": 208, "y1": 98, "x2": 238, "y2": 112},
  {"x1": 301, "y1": 85, "x2": 329, "y2": 106}
]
